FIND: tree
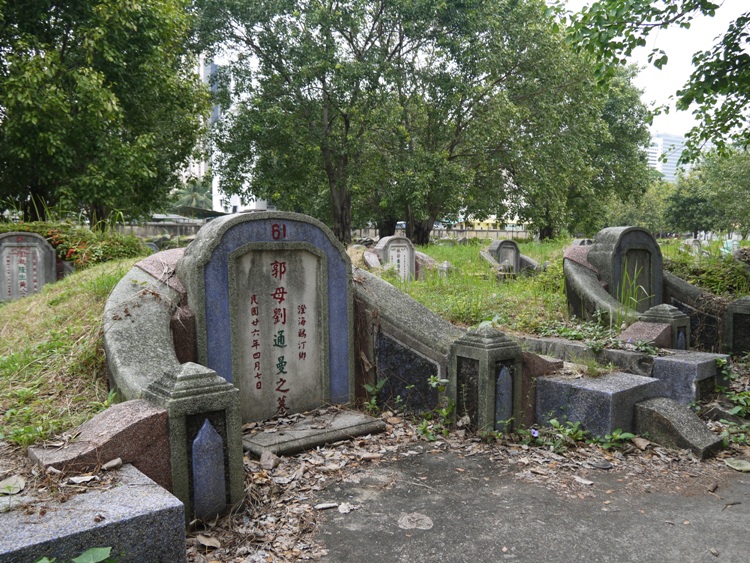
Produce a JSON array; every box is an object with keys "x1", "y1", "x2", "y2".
[
  {"x1": 605, "y1": 175, "x2": 676, "y2": 236},
  {"x1": 674, "y1": 148, "x2": 750, "y2": 237},
  {"x1": 570, "y1": 1, "x2": 750, "y2": 161},
  {"x1": 0, "y1": 0, "x2": 210, "y2": 224},
  {"x1": 664, "y1": 173, "x2": 717, "y2": 237},
  {"x1": 199, "y1": 0, "x2": 651, "y2": 243}
]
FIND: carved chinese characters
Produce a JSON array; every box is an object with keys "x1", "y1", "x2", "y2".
[
  {"x1": 0, "y1": 232, "x2": 57, "y2": 302},
  {"x1": 231, "y1": 248, "x2": 324, "y2": 421}
]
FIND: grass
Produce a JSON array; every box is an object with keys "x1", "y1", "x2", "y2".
[
  {"x1": 392, "y1": 238, "x2": 570, "y2": 333},
  {"x1": 0, "y1": 259, "x2": 139, "y2": 446}
]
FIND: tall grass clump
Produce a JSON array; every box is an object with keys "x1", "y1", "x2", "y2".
[{"x1": 0, "y1": 259, "x2": 138, "y2": 446}]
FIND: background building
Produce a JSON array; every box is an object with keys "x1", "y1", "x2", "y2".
[{"x1": 647, "y1": 132, "x2": 688, "y2": 182}]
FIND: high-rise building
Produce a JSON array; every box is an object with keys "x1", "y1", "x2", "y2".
[{"x1": 647, "y1": 133, "x2": 688, "y2": 182}]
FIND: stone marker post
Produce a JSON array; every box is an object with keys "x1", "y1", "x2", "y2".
[
  {"x1": 145, "y1": 362, "x2": 244, "y2": 522},
  {"x1": 640, "y1": 304, "x2": 691, "y2": 350},
  {"x1": 727, "y1": 296, "x2": 750, "y2": 356},
  {"x1": 450, "y1": 325, "x2": 523, "y2": 432}
]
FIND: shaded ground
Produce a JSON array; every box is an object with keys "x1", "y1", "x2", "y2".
[{"x1": 2, "y1": 407, "x2": 749, "y2": 562}]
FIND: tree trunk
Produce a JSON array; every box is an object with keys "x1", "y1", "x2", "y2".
[
  {"x1": 538, "y1": 225, "x2": 555, "y2": 240},
  {"x1": 377, "y1": 218, "x2": 397, "y2": 238},
  {"x1": 329, "y1": 183, "x2": 352, "y2": 244},
  {"x1": 407, "y1": 218, "x2": 434, "y2": 245}
]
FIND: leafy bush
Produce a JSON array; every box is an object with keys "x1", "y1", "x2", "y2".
[
  {"x1": 0, "y1": 222, "x2": 148, "y2": 268},
  {"x1": 664, "y1": 250, "x2": 750, "y2": 298}
]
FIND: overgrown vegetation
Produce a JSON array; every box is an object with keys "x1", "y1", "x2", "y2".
[
  {"x1": 0, "y1": 222, "x2": 149, "y2": 268},
  {"x1": 661, "y1": 240, "x2": 750, "y2": 298},
  {"x1": 0, "y1": 259, "x2": 139, "y2": 446}
]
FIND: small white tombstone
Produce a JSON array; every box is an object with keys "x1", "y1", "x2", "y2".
[{"x1": 373, "y1": 236, "x2": 416, "y2": 281}]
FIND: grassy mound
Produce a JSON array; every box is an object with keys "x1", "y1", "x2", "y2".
[{"x1": 0, "y1": 259, "x2": 139, "y2": 446}]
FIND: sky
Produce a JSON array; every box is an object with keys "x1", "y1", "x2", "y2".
[{"x1": 566, "y1": 1, "x2": 747, "y2": 137}]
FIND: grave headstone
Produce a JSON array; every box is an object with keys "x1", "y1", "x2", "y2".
[
  {"x1": 587, "y1": 227, "x2": 663, "y2": 313},
  {"x1": 373, "y1": 235, "x2": 416, "y2": 281},
  {"x1": 177, "y1": 211, "x2": 354, "y2": 422},
  {"x1": 0, "y1": 232, "x2": 56, "y2": 302},
  {"x1": 487, "y1": 239, "x2": 521, "y2": 275}
]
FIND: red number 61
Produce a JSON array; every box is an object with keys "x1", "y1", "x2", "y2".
[{"x1": 271, "y1": 223, "x2": 287, "y2": 240}]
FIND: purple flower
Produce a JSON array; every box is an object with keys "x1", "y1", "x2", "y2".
[{"x1": 530, "y1": 429, "x2": 539, "y2": 438}]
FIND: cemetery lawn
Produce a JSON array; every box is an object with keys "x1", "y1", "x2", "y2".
[
  {"x1": 0, "y1": 259, "x2": 139, "y2": 447},
  {"x1": 391, "y1": 238, "x2": 570, "y2": 332}
]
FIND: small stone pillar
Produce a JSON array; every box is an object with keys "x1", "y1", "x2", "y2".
[
  {"x1": 726, "y1": 296, "x2": 750, "y2": 355},
  {"x1": 450, "y1": 325, "x2": 523, "y2": 432},
  {"x1": 145, "y1": 362, "x2": 244, "y2": 522},
  {"x1": 640, "y1": 304, "x2": 691, "y2": 350}
]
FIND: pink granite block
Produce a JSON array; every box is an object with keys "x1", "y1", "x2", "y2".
[
  {"x1": 29, "y1": 400, "x2": 171, "y2": 490},
  {"x1": 618, "y1": 322, "x2": 672, "y2": 349}
]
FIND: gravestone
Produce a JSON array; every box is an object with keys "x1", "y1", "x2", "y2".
[
  {"x1": 373, "y1": 235, "x2": 415, "y2": 280},
  {"x1": 177, "y1": 212, "x2": 354, "y2": 422},
  {"x1": 587, "y1": 227, "x2": 663, "y2": 313},
  {"x1": 488, "y1": 239, "x2": 521, "y2": 274},
  {"x1": 0, "y1": 232, "x2": 56, "y2": 302},
  {"x1": 639, "y1": 303, "x2": 690, "y2": 350}
]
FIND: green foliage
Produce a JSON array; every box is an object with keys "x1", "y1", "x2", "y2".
[
  {"x1": 362, "y1": 378, "x2": 387, "y2": 415},
  {"x1": 719, "y1": 421, "x2": 750, "y2": 447},
  {"x1": 197, "y1": 0, "x2": 650, "y2": 243},
  {"x1": 664, "y1": 250, "x2": 750, "y2": 298},
  {"x1": 515, "y1": 419, "x2": 589, "y2": 452},
  {"x1": 0, "y1": 260, "x2": 135, "y2": 446},
  {"x1": 592, "y1": 428, "x2": 636, "y2": 450},
  {"x1": 569, "y1": 1, "x2": 750, "y2": 161},
  {"x1": 0, "y1": 0, "x2": 210, "y2": 224},
  {"x1": 35, "y1": 547, "x2": 113, "y2": 563},
  {"x1": 0, "y1": 222, "x2": 149, "y2": 268}
]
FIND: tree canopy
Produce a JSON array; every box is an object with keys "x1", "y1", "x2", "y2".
[
  {"x1": 0, "y1": 0, "x2": 210, "y2": 224},
  {"x1": 570, "y1": 0, "x2": 750, "y2": 161},
  {"x1": 198, "y1": 0, "x2": 651, "y2": 243}
]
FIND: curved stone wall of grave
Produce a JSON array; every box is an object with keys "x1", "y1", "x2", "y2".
[
  {"x1": 352, "y1": 266, "x2": 465, "y2": 411},
  {"x1": 563, "y1": 259, "x2": 639, "y2": 326},
  {"x1": 103, "y1": 265, "x2": 183, "y2": 400}
]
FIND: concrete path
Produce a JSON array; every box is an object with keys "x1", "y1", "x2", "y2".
[{"x1": 316, "y1": 450, "x2": 750, "y2": 562}]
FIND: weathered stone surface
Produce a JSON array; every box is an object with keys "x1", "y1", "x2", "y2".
[
  {"x1": 373, "y1": 235, "x2": 415, "y2": 280},
  {"x1": 651, "y1": 351, "x2": 729, "y2": 404},
  {"x1": 352, "y1": 267, "x2": 464, "y2": 415},
  {"x1": 586, "y1": 227, "x2": 663, "y2": 313},
  {"x1": 0, "y1": 465, "x2": 185, "y2": 563},
  {"x1": 145, "y1": 362, "x2": 244, "y2": 522},
  {"x1": 639, "y1": 304, "x2": 690, "y2": 350},
  {"x1": 134, "y1": 248, "x2": 187, "y2": 296},
  {"x1": 618, "y1": 322, "x2": 672, "y2": 349},
  {"x1": 28, "y1": 400, "x2": 171, "y2": 490},
  {"x1": 243, "y1": 410, "x2": 386, "y2": 456},
  {"x1": 536, "y1": 372, "x2": 661, "y2": 437},
  {"x1": 192, "y1": 419, "x2": 226, "y2": 521},
  {"x1": 176, "y1": 212, "x2": 354, "y2": 414},
  {"x1": 488, "y1": 239, "x2": 520, "y2": 274},
  {"x1": 635, "y1": 397, "x2": 723, "y2": 458},
  {"x1": 0, "y1": 232, "x2": 57, "y2": 302},
  {"x1": 519, "y1": 353, "x2": 564, "y2": 427},
  {"x1": 104, "y1": 266, "x2": 183, "y2": 400},
  {"x1": 363, "y1": 250, "x2": 382, "y2": 270},
  {"x1": 727, "y1": 296, "x2": 750, "y2": 356},
  {"x1": 563, "y1": 259, "x2": 639, "y2": 326}
]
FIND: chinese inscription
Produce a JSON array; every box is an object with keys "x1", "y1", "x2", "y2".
[{"x1": 232, "y1": 247, "x2": 323, "y2": 420}]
